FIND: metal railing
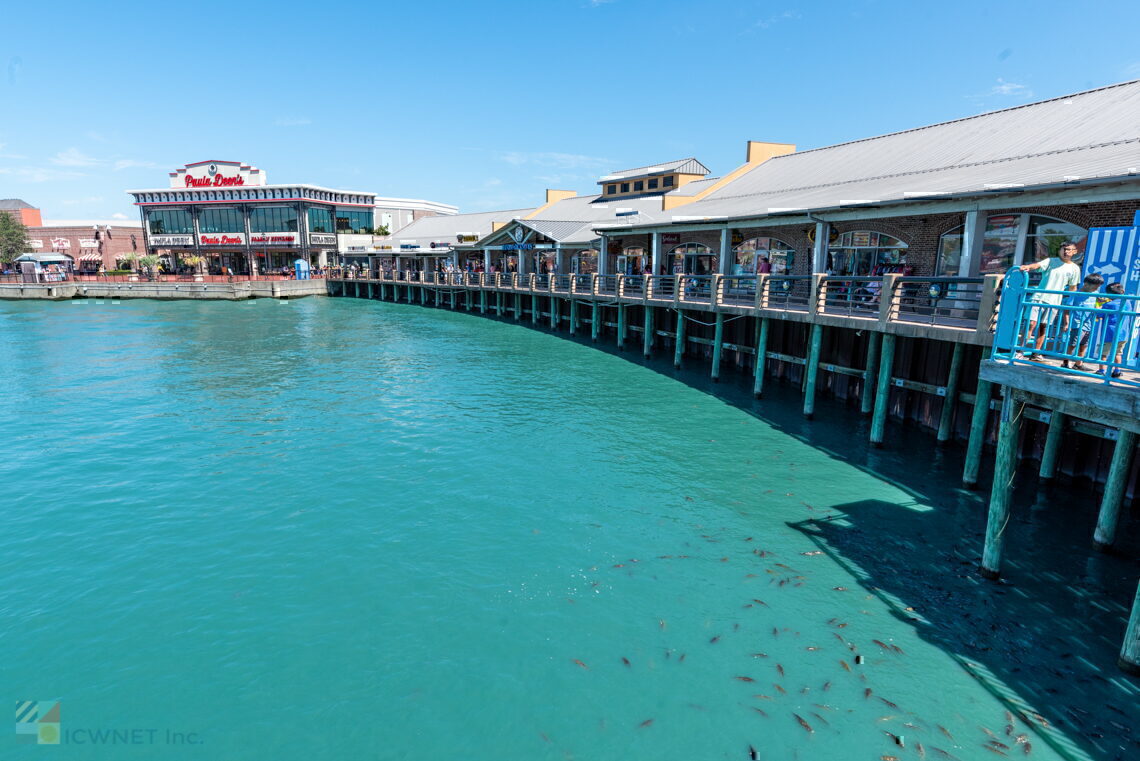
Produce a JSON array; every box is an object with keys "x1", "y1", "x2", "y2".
[
  {"x1": 719, "y1": 275, "x2": 758, "y2": 307},
  {"x1": 679, "y1": 275, "x2": 713, "y2": 303},
  {"x1": 819, "y1": 276, "x2": 883, "y2": 317},
  {"x1": 645, "y1": 275, "x2": 675, "y2": 300},
  {"x1": 992, "y1": 268, "x2": 1138, "y2": 386},
  {"x1": 596, "y1": 275, "x2": 618, "y2": 296},
  {"x1": 766, "y1": 276, "x2": 812, "y2": 311}
]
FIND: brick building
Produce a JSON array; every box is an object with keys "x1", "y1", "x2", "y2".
[{"x1": 0, "y1": 199, "x2": 43, "y2": 227}]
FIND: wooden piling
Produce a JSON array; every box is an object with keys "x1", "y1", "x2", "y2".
[
  {"x1": 617, "y1": 305, "x2": 626, "y2": 349},
  {"x1": 435, "y1": 288, "x2": 441, "y2": 307},
  {"x1": 480, "y1": 290, "x2": 487, "y2": 314},
  {"x1": 869, "y1": 334, "x2": 896, "y2": 447},
  {"x1": 803, "y1": 323, "x2": 823, "y2": 418},
  {"x1": 643, "y1": 306, "x2": 654, "y2": 358},
  {"x1": 963, "y1": 348, "x2": 995, "y2": 489},
  {"x1": 1119, "y1": 581, "x2": 1140, "y2": 675},
  {"x1": 591, "y1": 303, "x2": 600, "y2": 342},
  {"x1": 936, "y1": 342, "x2": 964, "y2": 443},
  {"x1": 674, "y1": 310, "x2": 686, "y2": 368},
  {"x1": 354, "y1": 282, "x2": 360, "y2": 298},
  {"x1": 514, "y1": 293, "x2": 522, "y2": 321},
  {"x1": 450, "y1": 289, "x2": 456, "y2": 309},
  {"x1": 496, "y1": 291, "x2": 503, "y2": 316},
  {"x1": 981, "y1": 390, "x2": 1024, "y2": 580},
  {"x1": 861, "y1": 332, "x2": 881, "y2": 415},
  {"x1": 1038, "y1": 411, "x2": 1066, "y2": 481},
  {"x1": 753, "y1": 317, "x2": 770, "y2": 398},
  {"x1": 550, "y1": 296, "x2": 558, "y2": 329},
  {"x1": 710, "y1": 313, "x2": 725, "y2": 381},
  {"x1": 569, "y1": 300, "x2": 578, "y2": 335},
  {"x1": 1093, "y1": 429, "x2": 1137, "y2": 551}
]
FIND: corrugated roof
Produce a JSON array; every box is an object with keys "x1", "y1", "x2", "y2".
[
  {"x1": 668, "y1": 80, "x2": 1140, "y2": 221},
  {"x1": 0, "y1": 199, "x2": 37, "y2": 210},
  {"x1": 599, "y1": 158, "x2": 711, "y2": 182},
  {"x1": 382, "y1": 207, "x2": 535, "y2": 249}
]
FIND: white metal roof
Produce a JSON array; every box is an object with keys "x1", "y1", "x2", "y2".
[{"x1": 599, "y1": 158, "x2": 711, "y2": 182}]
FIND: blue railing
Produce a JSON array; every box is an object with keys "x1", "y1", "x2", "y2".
[{"x1": 992, "y1": 268, "x2": 1139, "y2": 386}]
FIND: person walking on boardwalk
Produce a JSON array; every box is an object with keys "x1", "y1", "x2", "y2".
[{"x1": 1018, "y1": 242, "x2": 1081, "y2": 360}]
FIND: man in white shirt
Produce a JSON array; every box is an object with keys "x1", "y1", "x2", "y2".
[{"x1": 1018, "y1": 242, "x2": 1081, "y2": 359}]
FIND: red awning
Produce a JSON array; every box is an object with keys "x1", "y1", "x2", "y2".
[{"x1": 79, "y1": 252, "x2": 103, "y2": 261}]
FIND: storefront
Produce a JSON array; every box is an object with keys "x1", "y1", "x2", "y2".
[{"x1": 128, "y1": 161, "x2": 377, "y2": 275}]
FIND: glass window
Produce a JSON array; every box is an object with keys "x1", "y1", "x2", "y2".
[
  {"x1": 335, "y1": 209, "x2": 373, "y2": 234},
  {"x1": 250, "y1": 206, "x2": 299, "y2": 233},
  {"x1": 620, "y1": 183, "x2": 629, "y2": 193},
  {"x1": 648, "y1": 178, "x2": 658, "y2": 190},
  {"x1": 827, "y1": 231, "x2": 908, "y2": 276},
  {"x1": 307, "y1": 207, "x2": 335, "y2": 233},
  {"x1": 734, "y1": 237, "x2": 796, "y2": 275},
  {"x1": 1028, "y1": 215, "x2": 1087, "y2": 264},
  {"x1": 147, "y1": 208, "x2": 194, "y2": 235},
  {"x1": 663, "y1": 176, "x2": 675, "y2": 187},
  {"x1": 572, "y1": 249, "x2": 598, "y2": 274},
  {"x1": 668, "y1": 243, "x2": 717, "y2": 275},
  {"x1": 938, "y1": 214, "x2": 1087, "y2": 276},
  {"x1": 634, "y1": 180, "x2": 644, "y2": 192},
  {"x1": 198, "y1": 208, "x2": 245, "y2": 234},
  {"x1": 606, "y1": 185, "x2": 617, "y2": 194}
]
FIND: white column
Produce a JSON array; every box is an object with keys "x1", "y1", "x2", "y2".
[
  {"x1": 719, "y1": 228, "x2": 731, "y2": 274},
  {"x1": 959, "y1": 210, "x2": 984, "y2": 277},
  {"x1": 651, "y1": 232, "x2": 662, "y2": 275},
  {"x1": 483, "y1": 249, "x2": 492, "y2": 272},
  {"x1": 812, "y1": 221, "x2": 831, "y2": 273},
  {"x1": 598, "y1": 235, "x2": 608, "y2": 275}
]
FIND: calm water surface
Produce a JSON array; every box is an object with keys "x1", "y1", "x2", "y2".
[{"x1": 0, "y1": 298, "x2": 1123, "y2": 760}]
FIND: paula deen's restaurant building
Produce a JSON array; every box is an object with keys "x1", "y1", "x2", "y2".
[{"x1": 127, "y1": 161, "x2": 376, "y2": 275}]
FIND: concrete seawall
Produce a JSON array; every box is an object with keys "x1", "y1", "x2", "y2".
[{"x1": 0, "y1": 280, "x2": 329, "y2": 300}]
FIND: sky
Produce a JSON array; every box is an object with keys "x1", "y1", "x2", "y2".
[{"x1": 1, "y1": 0, "x2": 1138, "y2": 222}]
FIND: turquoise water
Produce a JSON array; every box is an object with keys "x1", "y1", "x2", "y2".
[{"x1": 0, "y1": 298, "x2": 1110, "y2": 759}]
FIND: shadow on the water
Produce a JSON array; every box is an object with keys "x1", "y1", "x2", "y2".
[{"x1": 468, "y1": 308, "x2": 1140, "y2": 761}]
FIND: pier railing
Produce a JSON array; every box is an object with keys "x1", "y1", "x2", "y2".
[{"x1": 992, "y1": 268, "x2": 1139, "y2": 386}]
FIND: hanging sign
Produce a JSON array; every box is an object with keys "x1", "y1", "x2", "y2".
[
  {"x1": 149, "y1": 234, "x2": 194, "y2": 246},
  {"x1": 199, "y1": 234, "x2": 245, "y2": 246}
]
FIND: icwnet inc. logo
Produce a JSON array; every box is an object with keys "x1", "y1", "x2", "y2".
[{"x1": 15, "y1": 701, "x2": 60, "y2": 745}]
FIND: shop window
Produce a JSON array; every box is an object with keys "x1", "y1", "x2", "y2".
[
  {"x1": 572, "y1": 249, "x2": 598, "y2": 274},
  {"x1": 827, "y1": 231, "x2": 908, "y2": 276},
  {"x1": 634, "y1": 180, "x2": 644, "y2": 192},
  {"x1": 619, "y1": 246, "x2": 647, "y2": 275},
  {"x1": 620, "y1": 183, "x2": 630, "y2": 193},
  {"x1": 307, "y1": 207, "x2": 335, "y2": 233},
  {"x1": 147, "y1": 209, "x2": 194, "y2": 235},
  {"x1": 648, "y1": 178, "x2": 658, "y2": 190},
  {"x1": 250, "y1": 206, "x2": 299, "y2": 233},
  {"x1": 936, "y1": 214, "x2": 1087, "y2": 276},
  {"x1": 199, "y1": 208, "x2": 245, "y2": 234},
  {"x1": 663, "y1": 176, "x2": 675, "y2": 187},
  {"x1": 668, "y1": 242, "x2": 717, "y2": 275},
  {"x1": 734, "y1": 236, "x2": 796, "y2": 275}
]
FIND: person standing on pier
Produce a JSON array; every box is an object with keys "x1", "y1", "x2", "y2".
[{"x1": 1017, "y1": 242, "x2": 1081, "y2": 360}]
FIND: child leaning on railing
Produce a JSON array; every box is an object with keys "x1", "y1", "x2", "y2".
[
  {"x1": 1095, "y1": 283, "x2": 1133, "y2": 378},
  {"x1": 1060, "y1": 272, "x2": 1104, "y2": 370}
]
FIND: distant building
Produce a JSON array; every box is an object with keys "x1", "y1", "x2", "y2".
[
  {"x1": 0, "y1": 199, "x2": 43, "y2": 227},
  {"x1": 2, "y1": 199, "x2": 143, "y2": 272}
]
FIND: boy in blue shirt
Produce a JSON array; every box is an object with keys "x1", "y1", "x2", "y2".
[
  {"x1": 1097, "y1": 282, "x2": 1132, "y2": 378},
  {"x1": 1061, "y1": 272, "x2": 1104, "y2": 370}
]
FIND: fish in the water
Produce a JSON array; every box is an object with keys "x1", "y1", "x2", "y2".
[
  {"x1": 879, "y1": 696, "x2": 899, "y2": 709},
  {"x1": 792, "y1": 713, "x2": 814, "y2": 734},
  {"x1": 735, "y1": 676, "x2": 756, "y2": 682},
  {"x1": 573, "y1": 659, "x2": 588, "y2": 669},
  {"x1": 638, "y1": 719, "x2": 654, "y2": 728},
  {"x1": 776, "y1": 664, "x2": 785, "y2": 677},
  {"x1": 710, "y1": 636, "x2": 721, "y2": 644},
  {"x1": 621, "y1": 657, "x2": 631, "y2": 667}
]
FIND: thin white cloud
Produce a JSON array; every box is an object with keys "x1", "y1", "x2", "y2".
[
  {"x1": 113, "y1": 159, "x2": 159, "y2": 171},
  {"x1": 50, "y1": 148, "x2": 102, "y2": 167},
  {"x1": 755, "y1": 10, "x2": 800, "y2": 29},
  {"x1": 274, "y1": 117, "x2": 312, "y2": 127},
  {"x1": 587, "y1": 0, "x2": 616, "y2": 5},
  {"x1": 0, "y1": 166, "x2": 88, "y2": 182},
  {"x1": 111, "y1": 212, "x2": 129, "y2": 220},
  {"x1": 987, "y1": 78, "x2": 1032, "y2": 98},
  {"x1": 0, "y1": 142, "x2": 27, "y2": 159},
  {"x1": 498, "y1": 151, "x2": 613, "y2": 170}
]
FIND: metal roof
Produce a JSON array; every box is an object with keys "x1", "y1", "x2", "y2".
[
  {"x1": 599, "y1": 158, "x2": 711, "y2": 182},
  {"x1": 0, "y1": 199, "x2": 37, "y2": 210},
  {"x1": 664, "y1": 80, "x2": 1140, "y2": 222},
  {"x1": 381, "y1": 207, "x2": 535, "y2": 250}
]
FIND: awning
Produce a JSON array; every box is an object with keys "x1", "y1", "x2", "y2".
[
  {"x1": 79, "y1": 252, "x2": 103, "y2": 261},
  {"x1": 14, "y1": 253, "x2": 74, "y2": 263}
]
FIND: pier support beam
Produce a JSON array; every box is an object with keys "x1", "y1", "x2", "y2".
[
  {"x1": 936, "y1": 342, "x2": 964, "y2": 443},
  {"x1": 450, "y1": 289, "x2": 456, "y2": 310},
  {"x1": 1119, "y1": 581, "x2": 1140, "y2": 675},
  {"x1": 674, "y1": 310, "x2": 686, "y2": 368},
  {"x1": 480, "y1": 290, "x2": 487, "y2": 314},
  {"x1": 617, "y1": 305, "x2": 626, "y2": 349},
  {"x1": 643, "y1": 306, "x2": 654, "y2": 358},
  {"x1": 981, "y1": 389, "x2": 1024, "y2": 580},
  {"x1": 1038, "y1": 411, "x2": 1066, "y2": 481},
  {"x1": 435, "y1": 288, "x2": 442, "y2": 307},
  {"x1": 803, "y1": 323, "x2": 823, "y2": 419},
  {"x1": 869, "y1": 334, "x2": 896, "y2": 447},
  {"x1": 570, "y1": 300, "x2": 578, "y2": 335},
  {"x1": 1093, "y1": 429, "x2": 1137, "y2": 551},
  {"x1": 753, "y1": 317, "x2": 769, "y2": 398},
  {"x1": 531, "y1": 295, "x2": 539, "y2": 324},
  {"x1": 496, "y1": 291, "x2": 503, "y2": 317},
  {"x1": 710, "y1": 313, "x2": 725, "y2": 381},
  {"x1": 591, "y1": 303, "x2": 600, "y2": 342},
  {"x1": 514, "y1": 294, "x2": 522, "y2": 321},
  {"x1": 861, "y1": 332, "x2": 881, "y2": 415},
  {"x1": 963, "y1": 349, "x2": 995, "y2": 489},
  {"x1": 550, "y1": 296, "x2": 558, "y2": 329},
  {"x1": 354, "y1": 282, "x2": 360, "y2": 298}
]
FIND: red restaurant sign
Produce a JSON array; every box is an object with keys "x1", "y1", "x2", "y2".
[
  {"x1": 199, "y1": 234, "x2": 245, "y2": 246},
  {"x1": 250, "y1": 233, "x2": 297, "y2": 245},
  {"x1": 185, "y1": 174, "x2": 245, "y2": 187}
]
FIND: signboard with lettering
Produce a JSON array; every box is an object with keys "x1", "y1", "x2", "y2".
[
  {"x1": 250, "y1": 233, "x2": 297, "y2": 246},
  {"x1": 51, "y1": 238, "x2": 71, "y2": 249},
  {"x1": 149, "y1": 234, "x2": 194, "y2": 247},
  {"x1": 662, "y1": 233, "x2": 681, "y2": 245},
  {"x1": 170, "y1": 160, "x2": 266, "y2": 189},
  {"x1": 199, "y1": 234, "x2": 246, "y2": 246},
  {"x1": 456, "y1": 234, "x2": 480, "y2": 243},
  {"x1": 309, "y1": 233, "x2": 336, "y2": 246},
  {"x1": 28, "y1": 239, "x2": 43, "y2": 249},
  {"x1": 79, "y1": 239, "x2": 99, "y2": 248}
]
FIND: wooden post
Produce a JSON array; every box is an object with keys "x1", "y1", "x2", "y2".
[
  {"x1": 550, "y1": 296, "x2": 558, "y2": 329},
  {"x1": 861, "y1": 332, "x2": 881, "y2": 415},
  {"x1": 674, "y1": 309, "x2": 686, "y2": 368},
  {"x1": 803, "y1": 323, "x2": 823, "y2": 419},
  {"x1": 591, "y1": 303, "x2": 600, "y2": 342},
  {"x1": 570, "y1": 300, "x2": 578, "y2": 335},
  {"x1": 531, "y1": 294, "x2": 539, "y2": 324},
  {"x1": 514, "y1": 293, "x2": 522, "y2": 321},
  {"x1": 869, "y1": 334, "x2": 896, "y2": 447},
  {"x1": 354, "y1": 282, "x2": 360, "y2": 298},
  {"x1": 1119, "y1": 580, "x2": 1140, "y2": 675},
  {"x1": 981, "y1": 390, "x2": 1024, "y2": 580},
  {"x1": 450, "y1": 289, "x2": 456, "y2": 310},
  {"x1": 1039, "y1": 411, "x2": 1066, "y2": 481},
  {"x1": 435, "y1": 287, "x2": 441, "y2": 307},
  {"x1": 643, "y1": 306, "x2": 654, "y2": 358},
  {"x1": 710, "y1": 313, "x2": 725, "y2": 381},
  {"x1": 963, "y1": 348, "x2": 995, "y2": 489},
  {"x1": 753, "y1": 317, "x2": 769, "y2": 398},
  {"x1": 496, "y1": 291, "x2": 503, "y2": 317},
  {"x1": 368, "y1": 282, "x2": 373, "y2": 299},
  {"x1": 480, "y1": 289, "x2": 487, "y2": 314},
  {"x1": 936, "y1": 342, "x2": 965, "y2": 443},
  {"x1": 1093, "y1": 429, "x2": 1137, "y2": 551},
  {"x1": 617, "y1": 304, "x2": 626, "y2": 349}
]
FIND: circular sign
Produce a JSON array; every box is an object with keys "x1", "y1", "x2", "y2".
[{"x1": 208, "y1": 163, "x2": 218, "y2": 175}]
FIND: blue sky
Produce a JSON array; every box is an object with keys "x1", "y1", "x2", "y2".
[{"x1": 2, "y1": 0, "x2": 1138, "y2": 221}]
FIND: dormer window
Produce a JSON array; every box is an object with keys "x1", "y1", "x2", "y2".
[
  {"x1": 648, "y1": 178, "x2": 659, "y2": 190},
  {"x1": 633, "y1": 181, "x2": 643, "y2": 192},
  {"x1": 663, "y1": 176, "x2": 675, "y2": 187},
  {"x1": 607, "y1": 185, "x2": 617, "y2": 195},
  {"x1": 620, "y1": 183, "x2": 629, "y2": 193}
]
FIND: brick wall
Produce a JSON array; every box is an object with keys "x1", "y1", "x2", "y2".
[{"x1": 26, "y1": 225, "x2": 144, "y2": 270}]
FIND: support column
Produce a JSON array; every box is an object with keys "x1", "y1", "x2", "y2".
[
  {"x1": 812, "y1": 221, "x2": 831, "y2": 274},
  {"x1": 959, "y1": 209, "x2": 984, "y2": 277},
  {"x1": 515, "y1": 293, "x2": 522, "y2": 321},
  {"x1": 651, "y1": 232, "x2": 662, "y2": 275},
  {"x1": 480, "y1": 289, "x2": 487, "y2": 314},
  {"x1": 753, "y1": 317, "x2": 769, "y2": 398},
  {"x1": 1093, "y1": 430, "x2": 1137, "y2": 551},
  {"x1": 869, "y1": 333, "x2": 896, "y2": 447},
  {"x1": 719, "y1": 228, "x2": 731, "y2": 275},
  {"x1": 550, "y1": 296, "x2": 558, "y2": 329},
  {"x1": 674, "y1": 310, "x2": 686, "y2": 368},
  {"x1": 861, "y1": 332, "x2": 881, "y2": 415},
  {"x1": 1119, "y1": 581, "x2": 1140, "y2": 675},
  {"x1": 981, "y1": 390, "x2": 1025, "y2": 580},
  {"x1": 963, "y1": 348, "x2": 995, "y2": 488},
  {"x1": 617, "y1": 305, "x2": 626, "y2": 349},
  {"x1": 803, "y1": 323, "x2": 823, "y2": 419},
  {"x1": 598, "y1": 234, "x2": 608, "y2": 276},
  {"x1": 711, "y1": 313, "x2": 725, "y2": 381},
  {"x1": 570, "y1": 300, "x2": 578, "y2": 335},
  {"x1": 1039, "y1": 411, "x2": 1066, "y2": 481},
  {"x1": 643, "y1": 306, "x2": 654, "y2": 358},
  {"x1": 496, "y1": 291, "x2": 503, "y2": 316},
  {"x1": 936, "y1": 342, "x2": 965, "y2": 443},
  {"x1": 531, "y1": 294, "x2": 538, "y2": 324},
  {"x1": 591, "y1": 303, "x2": 600, "y2": 342}
]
